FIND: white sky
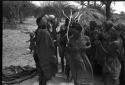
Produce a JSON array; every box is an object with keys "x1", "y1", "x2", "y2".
[
  {"x1": 32, "y1": 1, "x2": 125, "y2": 14},
  {"x1": 111, "y1": 1, "x2": 125, "y2": 14}
]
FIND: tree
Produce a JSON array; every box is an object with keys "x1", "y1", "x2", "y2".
[
  {"x1": 38, "y1": 1, "x2": 78, "y2": 18},
  {"x1": 87, "y1": 4, "x2": 106, "y2": 17},
  {"x1": 3, "y1": 1, "x2": 37, "y2": 23},
  {"x1": 3, "y1": 1, "x2": 17, "y2": 23},
  {"x1": 94, "y1": 1, "x2": 96, "y2": 6},
  {"x1": 21, "y1": 2, "x2": 37, "y2": 19},
  {"x1": 14, "y1": 1, "x2": 37, "y2": 23},
  {"x1": 88, "y1": 1, "x2": 90, "y2": 5},
  {"x1": 34, "y1": 7, "x2": 43, "y2": 18},
  {"x1": 101, "y1": 0, "x2": 112, "y2": 20},
  {"x1": 120, "y1": 11, "x2": 125, "y2": 15}
]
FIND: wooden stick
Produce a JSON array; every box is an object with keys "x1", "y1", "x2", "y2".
[
  {"x1": 66, "y1": 9, "x2": 73, "y2": 46},
  {"x1": 62, "y1": 10, "x2": 70, "y2": 20}
]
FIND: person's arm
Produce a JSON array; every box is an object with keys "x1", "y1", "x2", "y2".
[
  {"x1": 48, "y1": 32, "x2": 56, "y2": 50},
  {"x1": 26, "y1": 40, "x2": 30, "y2": 43}
]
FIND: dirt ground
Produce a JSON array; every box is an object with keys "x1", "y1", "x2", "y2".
[
  {"x1": 2, "y1": 18, "x2": 37, "y2": 68},
  {"x1": 2, "y1": 17, "x2": 104, "y2": 85}
]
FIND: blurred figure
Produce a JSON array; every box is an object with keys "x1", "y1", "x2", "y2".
[
  {"x1": 26, "y1": 31, "x2": 35, "y2": 54},
  {"x1": 65, "y1": 22, "x2": 93, "y2": 85},
  {"x1": 56, "y1": 18, "x2": 68, "y2": 73},
  {"x1": 115, "y1": 23, "x2": 125, "y2": 85},
  {"x1": 101, "y1": 20, "x2": 121, "y2": 85},
  {"x1": 85, "y1": 21, "x2": 98, "y2": 72},
  {"x1": 28, "y1": 32, "x2": 35, "y2": 53},
  {"x1": 34, "y1": 15, "x2": 58, "y2": 85},
  {"x1": 47, "y1": 15, "x2": 58, "y2": 40}
]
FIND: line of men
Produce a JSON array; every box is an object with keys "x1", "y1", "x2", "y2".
[
  {"x1": 28, "y1": 14, "x2": 125, "y2": 85},
  {"x1": 85, "y1": 20, "x2": 125, "y2": 85}
]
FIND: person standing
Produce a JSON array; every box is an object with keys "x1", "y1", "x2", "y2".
[
  {"x1": 65, "y1": 22, "x2": 93, "y2": 85},
  {"x1": 101, "y1": 21, "x2": 121, "y2": 85},
  {"x1": 34, "y1": 15, "x2": 58, "y2": 85},
  {"x1": 86, "y1": 21, "x2": 98, "y2": 70}
]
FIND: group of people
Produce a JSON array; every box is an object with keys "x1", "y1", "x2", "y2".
[
  {"x1": 27, "y1": 14, "x2": 125, "y2": 85},
  {"x1": 85, "y1": 20, "x2": 125, "y2": 85}
]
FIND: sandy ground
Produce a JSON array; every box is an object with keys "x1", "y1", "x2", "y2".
[
  {"x1": 11, "y1": 73, "x2": 104, "y2": 85},
  {"x1": 2, "y1": 17, "x2": 104, "y2": 85},
  {"x1": 2, "y1": 18, "x2": 37, "y2": 68}
]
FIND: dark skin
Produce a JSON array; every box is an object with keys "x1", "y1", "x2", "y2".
[
  {"x1": 72, "y1": 31, "x2": 80, "y2": 40},
  {"x1": 34, "y1": 16, "x2": 52, "y2": 85},
  {"x1": 65, "y1": 28, "x2": 82, "y2": 80},
  {"x1": 58, "y1": 28, "x2": 67, "y2": 72}
]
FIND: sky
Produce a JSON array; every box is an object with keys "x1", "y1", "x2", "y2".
[
  {"x1": 32, "y1": 1, "x2": 125, "y2": 14},
  {"x1": 111, "y1": 1, "x2": 125, "y2": 14}
]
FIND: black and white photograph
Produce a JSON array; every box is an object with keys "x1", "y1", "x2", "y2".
[{"x1": 2, "y1": 1, "x2": 125, "y2": 85}]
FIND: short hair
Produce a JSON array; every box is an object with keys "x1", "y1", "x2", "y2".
[
  {"x1": 90, "y1": 21, "x2": 97, "y2": 27},
  {"x1": 36, "y1": 17, "x2": 42, "y2": 26},
  {"x1": 105, "y1": 20, "x2": 113, "y2": 28},
  {"x1": 70, "y1": 22, "x2": 82, "y2": 32}
]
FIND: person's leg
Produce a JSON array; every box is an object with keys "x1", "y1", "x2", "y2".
[
  {"x1": 39, "y1": 69, "x2": 48, "y2": 85},
  {"x1": 61, "y1": 56, "x2": 64, "y2": 72},
  {"x1": 33, "y1": 53, "x2": 40, "y2": 73},
  {"x1": 119, "y1": 58, "x2": 125, "y2": 85},
  {"x1": 65, "y1": 64, "x2": 70, "y2": 81},
  {"x1": 74, "y1": 81, "x2": 79, "y2": 85},
  {"x1": 102, "y1": 66, "x2": 110, "y2": 85},
  {"x1": 41, "y1": 76, "x2": 48, "y2": 85},
  {"x1": 103, "y1": 75, "x2": 110, "y2": 85},
  {"x1": 112, "y1": 79, "x2": 120, "y2": 85},
  {"x1": 103, "y1": 73, "x2": 120, "y2": 85},
  {"x1": 39, "y1": 72, "x2": 43, "y2": 85},
  {"x1": 60, "y1": 47, "x2": 65, "y2": 72}
]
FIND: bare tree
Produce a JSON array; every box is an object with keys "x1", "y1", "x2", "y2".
[
  {"x1": 101, "y1": 0, "x2": 112, "y2": 20},
  {"x1": 3, "y1": 1, "x2": 37, "y2": 23},
  {"x1": 94, "y1": 1, "x2": 96, "y2": 6},
  {"x1": 88, "y1": 1, "x2": 90, "y2": 5}
]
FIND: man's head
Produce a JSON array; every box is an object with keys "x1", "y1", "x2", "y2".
[
  {"x1": 36, "y1": 17, "x2": 42, "y2": 26},
  {"x1": 36, "y1": 15, "x2": 48, "y2": 29},
  {"x1": 69, "y1": 22, "x2": 82, "y2": 39},
  {"x1": 90, "y1": 21, "x2": 97, "y2": 31},
  {"x1": 104, "y1": 20, "x2": 113, "y2": 31}
]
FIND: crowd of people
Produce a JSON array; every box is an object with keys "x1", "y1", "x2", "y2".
[{"x1": 27, "y1": 14, "x2": 125, "y2": 85}]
